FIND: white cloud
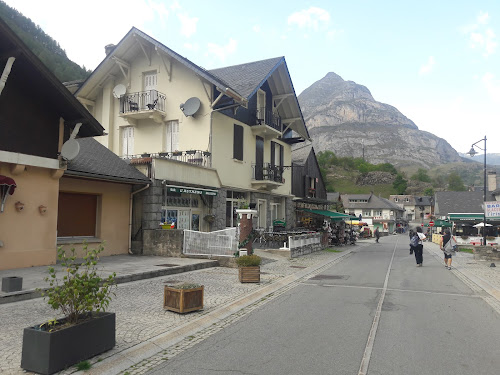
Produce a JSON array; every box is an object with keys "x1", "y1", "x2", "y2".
[
  {"x1": 465, "y1": 11, "x2": 497, "y2": 57},
  {"x1": 177, "y1": 13, "x2": 198, "y2": 38},
  {"x1": 206, "y1": 39, "x2": 237, "y2": 62},
  {"x1": 170, "y1": 1, "x2": 181, "y2": 11},
  {"x1": 419, "y1": 56, "x2": 435, "y2": 76},
  {"x1": 183, "y1": 42, "x2": 199, "y2": 52},
  {"x1": 288, "y1": 7, "x2": 330, "y2": 31},
  {"x1": 252, "y1": 25, "x2": 261, "y2": 33}
]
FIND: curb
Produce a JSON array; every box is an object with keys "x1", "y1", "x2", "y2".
[
  {"x1": 0, "y1": 261, "x2": 219, "y2": 305},
  {"x1": 74, "y1": 250, "x2": 354, "y2": 375}
]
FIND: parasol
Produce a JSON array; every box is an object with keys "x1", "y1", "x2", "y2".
[{"x1": 0, "y1": 175, "x2": 17, "y2": 212}]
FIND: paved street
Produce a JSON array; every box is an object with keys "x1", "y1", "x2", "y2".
[
  {"x1": 143, "y1": 236, "x2": 500, "y2": 375},
  {"x1": 0, "y1": 236, "x2": 498, "y2": 375}
]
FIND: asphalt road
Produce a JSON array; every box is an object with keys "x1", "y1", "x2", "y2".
[{"x1": 145, "y1": 235, "x2": 500, "y2": 375}]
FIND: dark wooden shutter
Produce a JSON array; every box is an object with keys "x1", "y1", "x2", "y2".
[
  {"x1": 57, "y1": 192, "x2": 97, "y2": 237},
  {"x1": 255, "y1": 136, "x2": 264, "y2": 180},
  {"x1": 233, "y1": 124, "x2": 243, "y2": 160},
  {"x1": 270, "y1": 141, "x2": 275, "y2": 167}
]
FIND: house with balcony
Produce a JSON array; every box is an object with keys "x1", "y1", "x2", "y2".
[
  {"x1": 341, "y1": 193, "x2": 404, "y2": 234},
  {"x1": 389, "y1": 195, "x2": 433, "y2": 222},
  {"x1": 75, "y1": 27, "x2": 310, "y2": 244}
]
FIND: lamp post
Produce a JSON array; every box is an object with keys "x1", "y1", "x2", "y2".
[{"x1": 467, "y1": 136, "x2": 487, "y2": 246}]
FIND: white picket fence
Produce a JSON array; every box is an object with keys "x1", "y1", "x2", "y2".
[
  {"x1": 183, "y1": 228, "x2": 237, "y2": 257},
  {"x1": 288, "y1": 233, "x2": 322, "y2": 250}
]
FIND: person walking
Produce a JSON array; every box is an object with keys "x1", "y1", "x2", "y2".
[
  {"x1": 375, "y1": 227, "x2": 380, "y2": 243},
  {"x1": 440, "y1": 229, "x2": 456, "y2": 270},
  {"x1": 413, "y1": 227, "x2": 426, "y2": 267}
]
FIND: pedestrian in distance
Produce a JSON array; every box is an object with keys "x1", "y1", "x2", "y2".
[
  {"x1": 412, "y1": 227, "x2": 426, "y2": 267},
  {"x1": 375, "y1": 227, "x2": 380, "y2": 243},
  {"x1": 440, "y1": 229, "x2": 457, "y2": 270}
]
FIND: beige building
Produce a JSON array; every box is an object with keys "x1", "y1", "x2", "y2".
[{"x1": 75, "y1": 28, "x2": 310, "y2": 241}]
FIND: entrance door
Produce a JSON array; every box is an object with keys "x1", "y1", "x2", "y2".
[
  {"x1": 255, "y1": 136, "x2": 264, "y2": 180},
  {"x1": 178, "y1": 209, "x2": 190, "y2": 230},
  {"x1": 144, "y1": 72, "x2": 157, "y2": 109}
]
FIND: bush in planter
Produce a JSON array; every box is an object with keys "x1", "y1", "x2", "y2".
[
  {"x1": 164, "y1": 282, "x2": 203, "y2": 313},
  {"x1": 22, "y1": 244, "x2": 117, "y2": 375},
  {"x1": 236, "y1": 255, "x2": 261, "y2": 283}
]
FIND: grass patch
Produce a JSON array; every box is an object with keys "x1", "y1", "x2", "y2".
[
  {"x1": 459, "y1": 248, "x2": 474, "y2": 254},
  {"x1": 76, "y1": 360, "x2": 91, "y2": 371},
  {"x1": 325, "y1": 248, "x2": 342, "y2": 253}
]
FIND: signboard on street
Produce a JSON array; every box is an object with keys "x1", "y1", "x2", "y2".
[{"x1": 485, "y1": 201, "x2": 500, "y2": 218}]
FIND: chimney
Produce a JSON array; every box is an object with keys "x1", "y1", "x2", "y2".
[
  {"x1": 487, "y1": 171, "x2": 497, "y2": 192},
  {"x1": 105, "y1": 44, "x2": 116, "y2": 56}
]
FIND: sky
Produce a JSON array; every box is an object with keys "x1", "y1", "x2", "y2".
[{"x1": 5, "y1": 0, "x2": 500, "y2": 153}]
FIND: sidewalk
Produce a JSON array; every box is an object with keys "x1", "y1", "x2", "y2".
[{"x1": 0, "y1": 238, "x2": 498, "y2": 375}]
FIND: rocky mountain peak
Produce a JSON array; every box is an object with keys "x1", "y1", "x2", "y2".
[{"x1": 298, "y1": 72, "x2": 462, "y2": 168}]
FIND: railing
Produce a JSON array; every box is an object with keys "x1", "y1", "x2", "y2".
[
  {"x1": 252, "y1": 107, "x2": 282, "y2": 132},
  {"x1": 252, "y1": 163, "x2": 284, "y2": 183},
  {"x1": 122, "y1": 150, "x2": 212, "y2": 168},
  {"x1": 183, "y1": 228, "x2": 237, "y2": 257},
  {"x1": 120, "y1": 90, "x2": 166, "y2": 114}
]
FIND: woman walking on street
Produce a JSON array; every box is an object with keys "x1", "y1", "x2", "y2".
[
  {"x1": 440, "y1": 229, "x2": 456, "y2": 270},
  {"x1": 414, "y1": 227, "x2": 426, "y2": 267}
]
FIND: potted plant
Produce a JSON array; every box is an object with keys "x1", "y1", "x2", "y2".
[
  {"x1": 186, "y1": 150, "x2": 197, "y2": 155},
  {"x1": 203, "y1": 214, "x2": 216, "y2": 224},
  {"x1": 164, "y1": 282, "x2": 203, "y2": 313},
  {"x1": 172, "y1": 150, "x2": 183, "y2": 156},
  {"x1": 236, "y1": 255, "x2": 261, "y2": 283},
  {"x1": 141, "y1": 153, "x2": 151, "y2": 157},
  {"x1": 21, "y1": 244, "x2": 116, "y2": 375},
  {"x1": 203, "y1": 151, "x2": 211, "y2": 157}
]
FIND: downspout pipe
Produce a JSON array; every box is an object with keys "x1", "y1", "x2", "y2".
[
  {"x1": 129, "y1": 184, "x2": 150, "y2": 254},
  {"x1": 0, "y1": 57, "x2": 16, "y2": 96}
]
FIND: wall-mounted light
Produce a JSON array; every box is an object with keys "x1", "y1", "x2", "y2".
[
  {"x1": 15, "y1": 201, "x2": 24, "y2": 212},
  {"x1": 39, "y1": 205, "x2": 47, "y2": 215}
]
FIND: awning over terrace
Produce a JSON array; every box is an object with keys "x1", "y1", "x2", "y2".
[
  {"x1": 300, "y1": 209, "x2": 354, "y2": 221},
  {"x1": 448, "y1": 213, "x2": 484, "y2": 221}
]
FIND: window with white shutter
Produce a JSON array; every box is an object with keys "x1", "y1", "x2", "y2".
[
  {"x1": 165, "y1": 120, "x2": 179, "y2": 152},
  {"x1": 122, "y1": 126, "x2": 134, "y2": 157}
]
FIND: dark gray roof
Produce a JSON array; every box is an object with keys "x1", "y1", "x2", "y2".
[
  {"x1": 434, "y1": 191, "x2": 495, "y2": 215},
  {"x1": 341, "y1": 194, "x2": 404, "y2": 211},
  {"x1": 65, "y1": 138, "x2": 150, "y2": 184},
  {"x1": 209, "y1": 57, "x2": 284, "y2": 99},
  {"x1": 327, "y1": 192, "x2": 340, "y2": 201},
  {"x1": 414, "y1": 196, "x2": 432, "y2": 206}
]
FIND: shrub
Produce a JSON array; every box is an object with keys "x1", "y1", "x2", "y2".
[
  {"x1": 166, "y1": 282, "x2": 202, "y2": 289},
  {"x1": 41, "y1": 244, "x2": 116, "y2": 325},
  {"x1": 235, "y1": 255, "x2": 261, "y2": 267}
]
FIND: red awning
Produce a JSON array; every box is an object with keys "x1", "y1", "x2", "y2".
[{"x1": 0, "y1": 175, "x2": 16, "y2": 195}]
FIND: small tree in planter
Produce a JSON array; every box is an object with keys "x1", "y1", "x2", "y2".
[
  {"x1": 236, "y1": 255, "x2": 261, "y2": 283},
  {"x1": 21, "y1": 244, "x2": 117, "y2": 375}
]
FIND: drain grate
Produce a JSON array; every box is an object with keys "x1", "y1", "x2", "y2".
[
  {"x1": 309, "y1": 275, "x2": 346, "y2": 280},
  {"x1": 156, "y1": 264, "x2": 178, "y2": 267},
  {"x1": 290, "y1": 266, "x2": 307, "y2": 269}
]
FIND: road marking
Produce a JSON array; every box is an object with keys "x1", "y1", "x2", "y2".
[{"x1": 358, "y1": 238, "x2": 397, "y2": 375}]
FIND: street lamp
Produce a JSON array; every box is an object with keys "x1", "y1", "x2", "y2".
[{"x1": 467, "y1": 136, "x2": 487, "y2": 246}]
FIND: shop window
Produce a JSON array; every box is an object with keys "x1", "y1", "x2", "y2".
[{"x1": 58, "y1": 192, "x2": 98, "y2": 237}]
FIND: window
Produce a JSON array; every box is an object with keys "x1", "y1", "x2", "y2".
[
  {"x1": 405, "y1": 197, "x2": 410, "y2": 202},
  {"x1": 226, "y1": 190, "x2": 246, "y2": 227},
  {"x1": 374, "y1": 210, "x2": 382, "y2": 216},
  {"x1": 233, "y1": 124, "x2": 243, "y2": 160},
  {"x1": 394, "y1": 198, "x2": 399, "y2": 202},
  {"x1": 144, "y1": 72, "x2": 157, "y2": 91},
  {"x1": 165, "y1": 120, "x2": 179, "y2": 152},
  {"x1": 57, "y1": 192, "x2": 98, "y2": 237},
  {"x1": 363, "y1": 210, "x2": 371, "y2": 217},
  {"x1": 121, "y1": 126, "x2": 134, "y2": 157}
]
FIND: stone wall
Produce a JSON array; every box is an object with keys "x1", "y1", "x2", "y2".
[
  {"x1": 143, "y1": 229, "x2": 183, "y2": 257},
  {"x1": 289, "y1": 233, "x2": 324, "y2": 258},
  {"x1": 285, "y1": 197, "x2": 295, "y2": 229},
  {"x1": 472, "y1": 246, "x2": 500, "y2": 261},
  {"x1": 212, "y1": 189, "x2": 227, "y2": 231},
  {"x1": 141, "y1": 180, "x2": 162, "y2": 230}
]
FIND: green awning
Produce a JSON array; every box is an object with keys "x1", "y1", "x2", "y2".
[
  {"x1": 425, "y1": 219, "x2": 453, "y2": 227},
  {"x1": 448, "y1": 213, "x2": 483, "y2": 221},
  {"x1": 300, "y1": 209, "x2": 351, "y2": 221}
]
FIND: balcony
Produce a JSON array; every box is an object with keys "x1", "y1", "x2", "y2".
[
  {"x1": 123, "y1": 150, "x2": 212, "y2": 168},
  {"x1": 251, "y1": 163, "x2": 284, "y2": 191},
  {"x1": 119, "y1": 90, "x2": 166, "y2": 123},
  {"x1": 250, "y1": 107, "x2": 282, "y2": 139}
]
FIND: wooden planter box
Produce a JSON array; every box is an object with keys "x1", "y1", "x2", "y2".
[
  {"x1": 239, "y1": 266, "x2": 260, "y2": 283},
  {"x1": 164, "y1": 285, "x2": 203, "y2": 313},
  {"x1": 21, "y1": 312, "x2": 115, "y2": 375}
]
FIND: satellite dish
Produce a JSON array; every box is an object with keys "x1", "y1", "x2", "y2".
[
  {"x1": 112, "y1": 84, "x2": 126, "y2": 99},
  {"x1": 61, "y1": 123, "x2": 82, "y2": 161},
  {"x1": 180, "y1": 97, "x2": 201, "y2": 117}
]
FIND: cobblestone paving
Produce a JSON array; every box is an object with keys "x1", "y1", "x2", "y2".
[{"x1": 0, "y1": 248, "x2": 348, "y2": 375}]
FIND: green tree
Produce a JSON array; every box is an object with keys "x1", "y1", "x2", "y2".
[
  {"x1": 447, "y1": 172, "x2": 467, "y2": 191},
  {"x1": 423, "y1": 188, "x2": 435, "y2": 196},
  {"x1": 411, "y1": 168, "x2": 432, "y2": 182},
  {"x1": 393, "y1": 174, "x2": 408, "y2": 194}
]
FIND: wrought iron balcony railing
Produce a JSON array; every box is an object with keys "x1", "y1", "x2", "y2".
[
  {"x1": 252, "y1": 163, "x2": 284, "y2": 183},
  {"x1": 122, "y1": 150, "x2": 212, "y2": 168},
  {"x1": 119, "y1": 90, "x2": 166, "y2": 114},
  {"x1": 252, "y1": 107, "x2": 282, "y2": 133}
]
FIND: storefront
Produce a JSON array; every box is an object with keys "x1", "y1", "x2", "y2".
[{"x1": 162, "y1": 185, "x2": 218, "y2": 231}]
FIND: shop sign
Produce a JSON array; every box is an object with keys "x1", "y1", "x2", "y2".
[
  {"x1": 485, "y1": 201, "x2": 500, "y2": 218},
  {"x1": 167, "y1": 186, "x2": 218, "y2": 196}
]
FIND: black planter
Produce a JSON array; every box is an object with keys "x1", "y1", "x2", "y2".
[
  {"x1": 1, "y1": 276, "x2": 22, "y2": 292},
  {"x1": 21, "y1": 312, "x2": 115, "y2": 375}
]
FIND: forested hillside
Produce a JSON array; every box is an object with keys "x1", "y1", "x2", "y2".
[{"x1": 0, "y1": 1, "x2": 90, "y2": 82}]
